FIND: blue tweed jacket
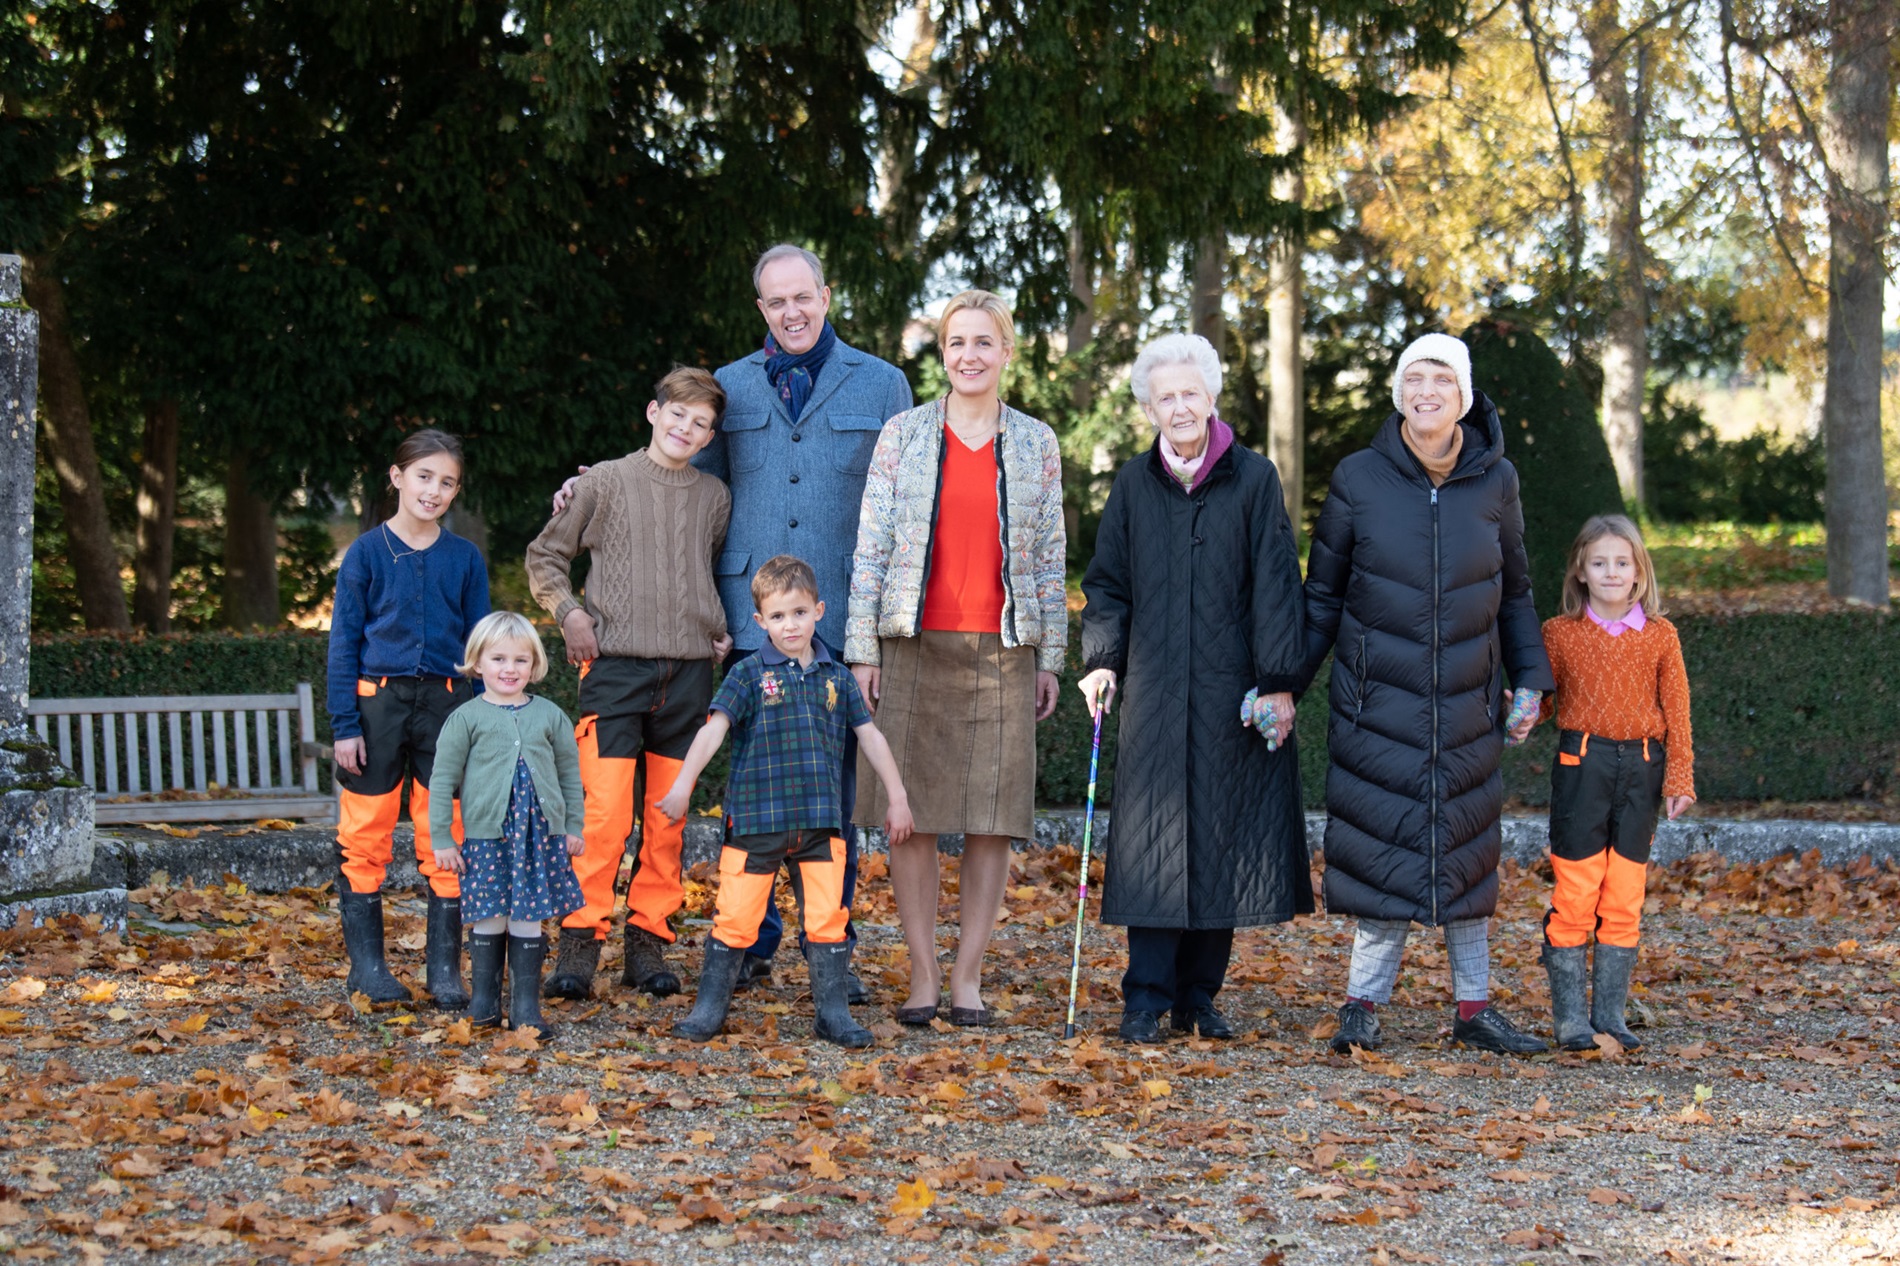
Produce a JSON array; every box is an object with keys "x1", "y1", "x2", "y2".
[{"x1": 700, "y1": 340, "x2": 913, "y2": 653}]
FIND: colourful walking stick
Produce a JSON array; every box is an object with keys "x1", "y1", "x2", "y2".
[{"x1": 1063, "y1": 708, "x2": 1105, "y2": 1039}]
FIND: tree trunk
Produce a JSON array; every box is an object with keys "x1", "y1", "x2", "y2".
[
  {"x1": 1821, "y1": 0, "x2": 1892, "y2": 608},
  {"x1": 1189, "y1": 233, "x2": 1224, "y2": 359},
  {"x1": 132, "y1": 397, "x2": 180, "y2": 632},
  {"x1": 1063, "y1": 217, "x2": 1096, "y2": 548},
  {"x1": 1266, "y1": 104, "x2": 1306, "y2": 534},
  {"x1": 223, "y1": 450, "x2": 281, "y2": 629},
  {"x1": 1588, "y1": 11, "x2": 1650, "y2": 507},
  {"x1": 22, "y1": 253, "x2": 130, "y2": 630}
]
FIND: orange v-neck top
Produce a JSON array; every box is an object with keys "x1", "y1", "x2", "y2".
[{"x1": 920, "y1": 427, "x2": 1007, "y2": 632}]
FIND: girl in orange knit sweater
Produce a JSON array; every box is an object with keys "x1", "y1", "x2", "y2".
[{"x1": 1538, "y1": 515, "x2": 1694, "y2": 1052}]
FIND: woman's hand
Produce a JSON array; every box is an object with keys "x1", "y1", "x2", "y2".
[
  {"x1": 1035, "y1": 671, "x2": 1060, "y2": 721},
  {"x1": 1665, "y1": 795, "x2": 1693, "y2": 821},
  {"x1": 432, "y1": 846, "x2": 464, "y2": 875},
  {"x1": 1077, "y1": 668, "x2": 1118, "y2": 719},
  {"x1": 333, "y1": 737, "x2": 366, "y2": 776},
  {"x1": 549, "y1": 467, "x2": 591, "y2": 515},
  {"x1": 564, "y1": 834, "x2": 586, "y2": 857},
  {"x1": 1504, "y1": 689, "x2": 1541, "y2": 745},
  {"x1": 852, "y1": 664, "x2": 880, "y2": 714},
  {"x1": 1242, "y1": 689, "x2": 1295, "y2": 748}
]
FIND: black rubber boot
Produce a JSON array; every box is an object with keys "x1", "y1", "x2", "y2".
[
  {"x1": 543, "y1": 927, "x2": 602, "y2": 1000},
  {"x1": 467, "y1": 930, "x2": 506, "y2": 1027},
  {"x1": 673, "y1": 938, "x2": 747, "y2": 1042},
  {"x1": 1591, "y1": 944, "x2": 1644, "y2": 1050},
  {"x1": 338, "y1": 888, "x2": 410, "y2": 1003},
  {"x1": 621, "y1": 924, "x2": 681, "y2": 996},
  {"x1": 1542, "y1": 943, "x2": 1596, "y2": 1050},
  {"x1": 424, "y1": 895, "x2": 469, "y2": 1011},
  {"x1": 807, "y1": 942, "x2": 874, "y2": 1048},
  {"x1": 507, "y1": 933, "x2": 555, "y2": 1039}
]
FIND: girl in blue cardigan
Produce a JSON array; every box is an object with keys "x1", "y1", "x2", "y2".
[{"x1": 429, "y1": 613, "x2": 585, "y2": 1038}]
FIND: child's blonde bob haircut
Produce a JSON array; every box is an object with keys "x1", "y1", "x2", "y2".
[
  {"x1": 457, "y1": 611, "x2": 551, "y2": 682},
  {"x1": 1560, "y1": 513, "x2": 1663, "y2": 619}
]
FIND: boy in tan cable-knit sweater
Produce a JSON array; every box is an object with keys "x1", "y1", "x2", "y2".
[{"x1": 526, "y1": 366, "x2": 732, "y2": 1002}]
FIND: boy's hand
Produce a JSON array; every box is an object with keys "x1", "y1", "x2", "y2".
[
  {"x1": 433, "y1": 846, "x2": 464, "y2": 875},
  {"x1": 654, "y1": 784, "x2": 691, "y2": 824},
  {"x1": 1665, "y1": 795, "x2": 1693, "y2": 821},
  {"x1": 711, "y1": 633, "x2": 733, "y2": 660},
  {"x1": 564, "y1": 833, "x2": 586, "y2": 857},
  {"x1": 884, "y1": 796, "x2": 915, "y2": 848},
  {"x1": 562, "y1": 609, "x2": 600, "y2": 666},
  {"x1": 333, "y1": 737, "x2": 366, "y2": 776},
  {"x1": 550, "y1": 467, "x2": 591, "y2": 515}
]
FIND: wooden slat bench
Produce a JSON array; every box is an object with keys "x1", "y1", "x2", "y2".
[{"x1": 27, "y1": 683, "x2": 336, "y2": 824}]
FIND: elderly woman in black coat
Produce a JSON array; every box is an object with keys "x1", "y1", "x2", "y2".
[
  {"x1": 1300, "y1": 333, "x2": 1554, "y2": 1056},
  {"x1": 1078, "y1": 333, "x2": 1310, "y2": 1045}
]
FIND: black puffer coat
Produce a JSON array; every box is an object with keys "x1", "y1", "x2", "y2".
[
  {"x1": 1300, "y1": 392, "x2": 1553, "y2": 926},
  {"x1": 1082, "y1": 439, "x2": 1312, "y2": 929}
]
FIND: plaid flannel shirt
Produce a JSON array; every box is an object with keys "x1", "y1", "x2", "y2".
[{"x1": 710, "y1": 638, "x2": 872, "y2": 836}]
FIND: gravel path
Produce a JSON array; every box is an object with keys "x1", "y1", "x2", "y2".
[{"x1": 0, "y1": 848, "x2": 1895, "y2": 1265}]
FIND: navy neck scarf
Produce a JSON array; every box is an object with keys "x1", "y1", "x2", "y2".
[{"x1": 763, "y1": 320, "x2": 837, "y2": 421}]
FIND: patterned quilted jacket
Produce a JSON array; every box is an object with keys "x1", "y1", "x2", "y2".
[{"x1": 845, "y1": 398, "x2": 1068, "y2": 673}]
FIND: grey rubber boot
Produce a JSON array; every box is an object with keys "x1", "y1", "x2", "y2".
[
  {"x1": 467, "y1": 931, "x2": 506, "y2": 1027},
  {"x1": 1591, "y1": 943, "x2": 1643, "y2": 1049},
  {"x1": 673, "y1": 938, "x2": 747, "y2": 1042},
  {"x1": 1542, "y1": 943, "x2": 1595, "y2": 1050},
  {"x1": 542, "y1": 926, "x2": 602, "y2": 1000},
  {"x1": 424, "y1": 894, "x2": 469, "y2": 1011},
  {"x1": 507, "y1": 933, "x2": 555, "y2": 1039},
  {"x1": 807, "y1": 942, "x2": 874, "y2": 1049},
  {"x1": 338, "y1": 888, "x2": 410, "y2": 1003}
]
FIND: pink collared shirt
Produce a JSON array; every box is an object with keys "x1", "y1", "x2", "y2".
[{"x1": 1585, "y1": 600, "x2": 1647, "y2": 637}]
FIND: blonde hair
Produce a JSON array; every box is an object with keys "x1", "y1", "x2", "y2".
[
  {"x1": 458, "y1": 611, "x2": 551, "y2": 682},
  {"x1": 1560, "y1": 514, "x2": 1663, "y2": 619},
  {"x1": 937, "y1": 289, "x2": 1017, "y2": 358}
]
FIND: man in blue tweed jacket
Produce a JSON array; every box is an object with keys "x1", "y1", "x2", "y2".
[{"x1": 701, "y1": 245, "x2": 913, "y2": 996}]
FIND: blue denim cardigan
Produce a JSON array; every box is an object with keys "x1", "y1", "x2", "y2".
[{"x1": 700, "y1": 340, "x2": 913, "y2": 653}]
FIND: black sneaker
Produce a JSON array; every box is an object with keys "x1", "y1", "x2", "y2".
[
  {"x1": 1169, "y1": 1005, "x2": 1236, "y2": 1039},
  {"x1": 1117, "y1": 1010, "x2": 1165, "y2": 1044},
  {"x1": 1329, "y1": 1002, "x2": 1382, "y2": 1054},
  {"x1": 1452, "y1": 1004, "x2": 1550, "y2": 1055}
]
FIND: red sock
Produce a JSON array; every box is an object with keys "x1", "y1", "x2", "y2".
[
  {"x1": 1346, "y1": 997, "x2": 1376, "y2": 1013},
  {"x1": 1457, "y1": 1000, "x2": 1489, "y2": 1022}
]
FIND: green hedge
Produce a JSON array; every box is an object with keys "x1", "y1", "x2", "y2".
[{"x1": 30, "y1": 609, "x2": 1898, "y2": 811}]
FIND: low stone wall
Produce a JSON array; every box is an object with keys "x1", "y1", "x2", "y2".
[{"x1": 85, "y1": 810, "x2": 1900, "y2": 898}]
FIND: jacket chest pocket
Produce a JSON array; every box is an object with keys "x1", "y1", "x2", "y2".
[
  {"x1": 723, "y1": 409, "x2": 773, "y2": 473},
  {"x1": 829, "y1": 413, "x2": 885, "y2": 475}
]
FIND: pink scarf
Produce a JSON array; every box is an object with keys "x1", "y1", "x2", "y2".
[{"x1": 1161, "y1": 416, "x2": 1234, "y2": 490}]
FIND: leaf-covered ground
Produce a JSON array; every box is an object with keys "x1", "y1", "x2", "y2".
[{"x1": 1, "y1": 847, "x2": 1897, "y2": 1265}]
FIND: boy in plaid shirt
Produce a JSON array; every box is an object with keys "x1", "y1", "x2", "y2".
[{"x1": 656, "y1": 555, "x2": 913, "y2": 1047}]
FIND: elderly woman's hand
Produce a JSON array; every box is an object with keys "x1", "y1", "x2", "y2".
[
  {"x1": 1035, "y1": 671, "x2": 1060, "y2": 721},
  {"x1": 1077, "y1": 668, "x2": 1118, "y2": 719}
]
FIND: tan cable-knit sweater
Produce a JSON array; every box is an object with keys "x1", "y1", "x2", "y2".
[{"x1": 525, "y1": 450, "x2": 730, "y2": 660}]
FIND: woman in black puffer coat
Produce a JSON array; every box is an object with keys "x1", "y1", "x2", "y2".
[
  {"x1": 1079, "y1": 333, "x2": 1310, "y2": 1045},
  {"x1": 1300, "y1": 333, "x2": 1554, "y2": 1056}
]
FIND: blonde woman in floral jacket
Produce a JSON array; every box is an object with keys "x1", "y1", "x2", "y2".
[{"x1": 846, "y1": 289, "x2": 1066, "y2": 1029}]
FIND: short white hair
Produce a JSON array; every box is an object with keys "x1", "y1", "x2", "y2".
[
  {"x1": 1131, "y1": 333, "x2": 1222, "y2": 407},
  {"x1": 752, "y1": 244, "x2": 825, "y2": 295}
]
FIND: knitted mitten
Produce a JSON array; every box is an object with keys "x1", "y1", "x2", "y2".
[
  {"x1": 1503, "y1": 689, "x2": 1542, "y2": 747},
  {"x1": 1239, "y1": 688, "x2": 1281, "y2": 752}
]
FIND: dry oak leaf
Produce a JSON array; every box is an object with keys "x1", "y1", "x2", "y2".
[
  {"x1": 0, "y1": 978, "x2": 47, "y2": 1004},
  {"x1": 1502, "y1": 1225, "x2": 1564, "y2": 1248},
  {"x1": 1293, "y1": 1184, "x2": 1351, "y2": 1200},
  {"x1": 1586, "y1": 1188, "x2": 1632, "y2": 1205},
  {"x1": 890, "y1": 1179, "x2": 936, "y2": 1216},
  {"x1": 1490, "y1": 1169, "x2": 1559, "y2": 1183}
]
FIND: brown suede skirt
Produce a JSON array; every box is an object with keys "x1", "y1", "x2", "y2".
[{"x1": 853, "y1": 630, "x2": 1038, "y2": 839}]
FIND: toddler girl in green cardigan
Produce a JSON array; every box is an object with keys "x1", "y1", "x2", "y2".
[{"x1": 429, "y1": 612, "x2": 586, "y2": 1038}]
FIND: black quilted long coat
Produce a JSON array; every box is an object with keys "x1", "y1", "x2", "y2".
[
  {"x1": 1081, "y1": 440, "x2": 1312, "y2": 929},
  {"x1": 1299, "y1": 392, "x2": 1554, "y2": 927}
]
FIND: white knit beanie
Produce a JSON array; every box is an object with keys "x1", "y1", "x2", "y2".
[{"x1": 1391, "y1": 333, "x2": 1472, "y2": 418}]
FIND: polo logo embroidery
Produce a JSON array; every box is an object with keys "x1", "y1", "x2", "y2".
[
  {"x1": 761, "y1": 670, "x2": 785, "y2": 707},
  {"x1": 825, "y1": 679, "x2": 839, "y2": 712}
]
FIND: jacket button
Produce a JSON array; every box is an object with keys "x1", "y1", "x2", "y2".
[
  {"x1": 1193, "y1": 537, "x2": 1203, "y2": 545},
  {"x1": 789, "y1": 519, "x2": 799, "y2": 528},
  {"x1": 790, "y1": 474, "x2": 800, "y2": 484},
  {"x1": 792, "y1": 432, "x2": 802, "y2": 442}
]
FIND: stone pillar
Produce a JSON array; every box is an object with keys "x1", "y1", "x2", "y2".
[{"x1": 0, "y1": 255, "x2": 36, "y2": 725}]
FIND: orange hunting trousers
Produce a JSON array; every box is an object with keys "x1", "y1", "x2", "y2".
[
  {"x1": 711, "y1": 831, "x2": 849, "y2": 950},
  {"x1": 1544, "y1": 730, "x2": 1666, "y2": 950},
  {"x1": 562, "y1": 656, "x2": 714, "y2": 941},
  {"x1": 335, "y1": 676, "x2": 471, "y2": 897}
]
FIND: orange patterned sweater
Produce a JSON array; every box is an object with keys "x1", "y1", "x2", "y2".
[{"x1": 1539, "y1": 614, "x2": 1696, "y2": 799}]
